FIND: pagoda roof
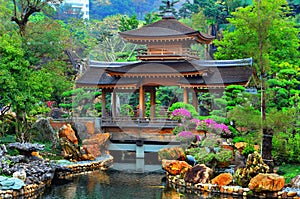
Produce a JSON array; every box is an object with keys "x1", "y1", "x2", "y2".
[
  {"x1": 119, "y1": 18, "x2": 215, "y2": 44},
  {"x1": 76, "y1": 58, "x2": 253, "y2": 89},
  {"x1": 105, "y1": 61, "x2": 208, "y2": 77}
]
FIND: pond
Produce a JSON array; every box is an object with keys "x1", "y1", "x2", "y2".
[
  {"x1": 41, "y1": 150, "x2": 236, "y2": 199},
  {"x1": 41, "y1": 169, "x2": 225, "y2": 199}
]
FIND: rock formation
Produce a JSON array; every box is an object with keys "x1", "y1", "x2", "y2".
[
  {"x1": 82, "y1": 133, "x2": 110, "y2": 157},
  {"x1": 248, "y1": 173, "x2": 285, "y2": 192},
  {"x1": 291, "y1": 175, "x2": 300, "y2": 189},
  {"x1": 234, "y1": 151, "x2": 269, "y2": 187},
  {"x1": 58, "y1": 124, "x2": 94, "y2": 161},
  {"x1": 161, "y1": 159, "x2": 192, "y2": 176},
  {"x1": 184, "y1": 164, "x2": 213, "y2": 184},
  {"x1": 158, "y1": 146, "x2": 186, "y2": 161},
  {"x1": 59, "y1": 124, "x2": 78, "y2": 145},
  {"x1": 211, "y1": 173, "x2": 233, "y2": 186}
]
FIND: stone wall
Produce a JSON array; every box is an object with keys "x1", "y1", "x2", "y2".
[{"x1": 167, "y1": 174, "x2": 300, "y2": 199}]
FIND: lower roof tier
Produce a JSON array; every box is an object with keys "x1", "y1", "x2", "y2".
[{"x1": 76, "y1": 58, "x2": 253, "y2": 89}]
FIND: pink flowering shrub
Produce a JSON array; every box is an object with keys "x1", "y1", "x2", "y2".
[
  {"x1": 171, "y1": 108, "x2": 191, "y2": 122},
  {"x1": 196, "y1": 119, "x2": 231, "y2": 137},
  {"x1": 176, "y1": 131, "x2": 195, "y2": 144}
]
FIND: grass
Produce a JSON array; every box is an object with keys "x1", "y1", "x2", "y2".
[{"x1": 277, "y1": 164, "x2": 300, "y2": 183}]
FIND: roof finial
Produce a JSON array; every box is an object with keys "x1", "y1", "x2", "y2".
[
  {"x1": 162, "y1": 0, "x2": 176, "y2": 19},
  {"x1": 166, "y1": 1, "x2": 171, "y2": 8}
]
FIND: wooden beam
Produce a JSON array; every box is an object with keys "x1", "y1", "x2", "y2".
[
  {"x1": 183, "y1": 88, "x2": 189, "y2": 104},
  {"x1": 112, "y1": 91, "x2": 117, "y2": 118},
  {"x1": 101, "y1": 90, "x2": 106, "y2": 117},
  {"x1": 139, "y1": 85, "x2": 145, "y2": 118},
  {"x1": 150, "y1": 88, "x2": 156, "y2": 120}
]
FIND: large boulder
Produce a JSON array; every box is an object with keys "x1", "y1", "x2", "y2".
[
  {"x1": 30, "y1": 117, "x2": 56, "y2": 143},
  {"x1": 161, "y1": 159, "x2": 192, "y2": 176},
  {"x1": 184, "y1": 164, "x2": 213, "y2": 184},
  {"x1": 158, "y1": 146, "x2": 186, "y2": 161},
  {"x1": 291, "y1": 175, "x2": 300, "y2": 189},
  {"x1": 248, "y1": 173, "x2": 285, "y2": 192},
  {"x1": 211, "y1": 173, "x2": 233, "y2": 186},
  {"x1": 234, "y1": 151, "x2": 269, "y2": 187},
  {"x1": 59, "y1": 124, "x2": 78, "y2": 145},
  {"x1": 82, "y1": 133, "x2": 110, "y2": 157}
]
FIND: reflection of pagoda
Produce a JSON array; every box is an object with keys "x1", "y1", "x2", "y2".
[{"x1": 76, "y1": 3, "x2": 252, "y2": 141}]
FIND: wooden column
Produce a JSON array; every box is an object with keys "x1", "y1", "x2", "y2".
[
  {"x1": 183, "y1": 88, "x2": 189, "y2": 104},
  {"x1": 112, "y1": 91, "x2": 117, "y2": 118},
  {"x1": 101, "y1": 90, "x2": 106, "y2": 117},
  {"x1": 139, "y1": 86, "x2": 145, "y2": 118},
  {"x1": 192, "y1": 89, "x2": 199, "y2": 112},
  {"x1": 150, "y1": 87, "x2": 156, "y2": 120}
]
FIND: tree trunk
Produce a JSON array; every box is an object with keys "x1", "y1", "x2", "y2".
[{"x1": 262, "y1": 127, "x2": 274, "y2": 172}]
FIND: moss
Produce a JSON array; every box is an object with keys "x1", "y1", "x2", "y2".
[{"x1": 277, "y1": 164, "x2": 300, "y2": 183}]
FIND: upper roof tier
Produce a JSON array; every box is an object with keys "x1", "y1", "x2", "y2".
[{"x1": 119, "y1": 18, "x2": 215, "y2": 45}]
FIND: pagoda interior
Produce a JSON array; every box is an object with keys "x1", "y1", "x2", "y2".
[{"x1": 76, "y1": 6, "x2": 253, "y2": 142}]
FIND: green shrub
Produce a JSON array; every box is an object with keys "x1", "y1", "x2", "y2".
[
  {"x1": 120, "y1": 104, "x2": 134, "y2": 117},
  {"x1": 168, "y1": 102, "x2": 198, "y2": 117}
]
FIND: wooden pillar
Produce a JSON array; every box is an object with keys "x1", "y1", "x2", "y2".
[
  {"x1": 112, "y1": 91, "x2": 117, "y2": 118},
  {"x1": 183, "y1": 88, "x2": 189, "y2": 104},
  {"x1": 101, "y1": 90, "x2": 106, "y2": 117},
  {"x1": 139, "y1": 86, "x2": 145, "y2": 118},
  {"x1": 150, "y1": 87, "x2": 156, "y2": 120},
  {"x1": 192, "y1": 89, "x2": 199, "y2": 112}
]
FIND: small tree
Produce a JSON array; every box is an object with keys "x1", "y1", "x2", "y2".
[{"x1": 11, "y1": 0, "x2": 63, "y2": 36}]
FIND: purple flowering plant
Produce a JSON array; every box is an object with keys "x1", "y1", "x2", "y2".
[
  {"x1": 176, "y1": 131, "x2": 195, "y2": 143},
  {"x1": 171, "y1": 108, "x2": 191, "y2": 122},
  {"x1": 196, "y1": 118, "x2": 231, "y2": 137}
]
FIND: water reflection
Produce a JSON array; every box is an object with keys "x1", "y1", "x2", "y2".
[{"x1": 42, "y1": 169, "x2": 227, "y2": 199}]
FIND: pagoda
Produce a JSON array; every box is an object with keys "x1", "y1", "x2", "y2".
[{"x1": 76, "y1": 1, "x2": 253, "y2": 142}]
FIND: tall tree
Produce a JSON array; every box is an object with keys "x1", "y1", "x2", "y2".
[
  {"x1": 11, "y1": 0, "x2": 62, "y2": 36},
  {"x1": 0, "y1": 32, "x2": 53, "y2": 141},
  {"x1": 214, "y1": 0, "x2": 300, "y2": 171}
]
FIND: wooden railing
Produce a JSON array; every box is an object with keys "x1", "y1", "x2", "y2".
[
  {"x1": 136, "y1": 48, "x2": 199, "y2": 59},
  {"x1": 100, "y1": 117, "x2": 178, "y2": 128}
]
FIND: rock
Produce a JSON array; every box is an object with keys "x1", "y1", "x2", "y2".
[
  {"x1": 0, "y1": 144, "x2": 7, "y2": 156},
  {"x1": 158, "y1": 146, "x2": 186, "y2": 161},
  {"x1": 84, "y1": 121, "x2": 95, "y2": 135},
  {"x1": 234, "y1": 150, "x2": 246, "y2": 171},
  {"x1": 30, "y1": 117, "x2": 56, "y2": 143},
  {"x1": 234, "y1": 142, "x2": 247, "y2": 153},
  {"x1": 74, "y1": 122, "x2": 88, "y2": 140},
  {"x1": 287, "y1": 191, "x2": 297, "y2": 197},
  {"x1": 184, "y1": 164, "x2": 213, "y2": 184},
  {"x1": 234, "y1": 151, "x2": 269, "y2": 187},
  {"x1": 59, "y1": 124, "x2": 78, "y2": 145},
  {"x1": 12, "y1": 170, "x2": 26, "y2": 182},
  {"x1": 82, "y1": 133, "x2": 110, "y2": 157},
  {"x1": 248, "y1": 173, "x2": 285, "y2": 192},
  {"x1": 211, "y1": 173, "x2": 233, "y2": 186},
  {"x1": 161, "y1": 160, "x2": 192, "y2": 176},
  {"x1": 59, "y1": 137, "x2": 82, "y2": 161},
  {"x1": 291, "y1": 175, "x2": 300, "y2": 189},
  {"x1": 7, "y1": 142, "x2": 44, "y2": 157},
  {"x1": 31, "y1": 151, "x2": 43, "y2": 159}
]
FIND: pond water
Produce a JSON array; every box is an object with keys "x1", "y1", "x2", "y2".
[
  {"x1": 42, "y1": 169, "x2": 222, "y2": 199},
  {"x1": 41, "y1": 152, "x2": 235, "y2": 199}
]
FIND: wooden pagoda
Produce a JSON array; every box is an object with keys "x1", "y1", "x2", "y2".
[{"x1": 75, "y1": 7, "x2": 253, "y2": 142}]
